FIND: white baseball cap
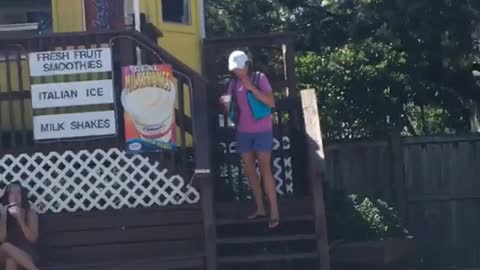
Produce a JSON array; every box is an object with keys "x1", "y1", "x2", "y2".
[{"x1": 228, "y1": 50, "x2": 249, "y2": 71}]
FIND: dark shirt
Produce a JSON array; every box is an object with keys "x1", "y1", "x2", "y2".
[{"x1": 6, "y1": 210, "x2": 38, "y2": 260}]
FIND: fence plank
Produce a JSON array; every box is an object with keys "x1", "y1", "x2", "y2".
[
  {"x1": 300, "y1": 89, "x2": 330, "y2": 270},
  {"x1": 390, "y1": 133, "x2": 407, "y2": 224},
  {"x1": 325, "y1": 141, "x2": 392, "y2": 200},
  {"x1": 327, "y1": 136, "x2": 480, "y2": 267}
]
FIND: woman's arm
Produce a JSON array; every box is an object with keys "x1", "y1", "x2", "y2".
[
  {"x1": 220, "y1": 80, "x2": 234, "y2": 113},
  {"x1": 17, "y1": 209, "x2": 38, "y2": 243}
]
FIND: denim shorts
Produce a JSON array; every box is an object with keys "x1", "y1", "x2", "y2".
[{"x1": 236, "y1": 131, "x2": 273, "y2": 154}]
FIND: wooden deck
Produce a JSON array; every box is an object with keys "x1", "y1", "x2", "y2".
[
  {"x1": 0, "y1": 31, "x2": 330, "y2": 270},
  {"x1": 39, "y1": 204, "x2": 205, "y2": 270},
  {"x1": 34, "y1": 197, "x2": 322, "y2": 270},
  {"x1": 203, "y1": 33, "x2": 331, "y2": 269},
  {"x1": 215, "y1": 197, "x2": 321, "y2": 269},
  {"x1": 0, "y1": 30, "x2": 211, "y2": 270}
]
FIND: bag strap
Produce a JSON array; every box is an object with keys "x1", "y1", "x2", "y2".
[
  {"x1": 229, "y1": 78, "x2": 238, "y2": 103},
  {"x1": 252, "y1": 71, "x2": 261, "y2": 89},
  {"x1": 229, "y1": 71, "x2": 259, "y2": 97}
]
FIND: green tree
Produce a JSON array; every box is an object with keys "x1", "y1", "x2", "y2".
[
  {"x1": 206, "y1": 0, "x2": 479, "y2": 139},
  {"x1": 297, "y1": 40, "x2": 413, "y2": 139}
]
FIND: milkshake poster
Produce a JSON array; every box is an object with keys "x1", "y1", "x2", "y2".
[{"x1": 121, "y1": 64, "x2": 177, "y2": 153}]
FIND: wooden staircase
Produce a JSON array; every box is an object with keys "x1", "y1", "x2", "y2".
[{"x1": 215, "y1": 198, "x2": 323, "y2": 270}]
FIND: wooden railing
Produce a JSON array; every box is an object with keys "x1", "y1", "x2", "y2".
[
  {"x1": 0, "y1": 30, "x2": 210, "y2": 176},
  {"x1": 0, "y1": 30, "x2": 216, "y2": 270}
]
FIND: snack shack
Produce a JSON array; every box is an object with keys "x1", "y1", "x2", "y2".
[{"x1": 0, "y1": 1, "x2": 330, "y2": 270}]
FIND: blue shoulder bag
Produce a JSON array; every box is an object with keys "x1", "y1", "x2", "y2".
[
  {"x1": 247, "y1": 72, "x2": 272, "y2": 120},
  {"x1": 228, "y1": 72, "x2": 272, "y2": 124}
]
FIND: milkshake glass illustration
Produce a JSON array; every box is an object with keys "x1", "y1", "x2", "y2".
[{"x1": 121, "y1": 81, "x2": 176, "y2": 142}]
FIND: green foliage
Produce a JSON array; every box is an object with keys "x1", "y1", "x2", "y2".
[
  {"x1": 297, "y1": 40, "x2": 411, "y2": 139},
  {"x1": 206, "y1": 0, "x2": 479, "y2": 139},
  {"x1": 404, "y1": 104, "x2": 454, "y2": 136},
  {"x1": 354, "y1": 196, "x2": 406, "y2": 238},
  {"x1": 296, "y1": 39, "x2": 470, "y2": 139},
  {"x1": 326, "y1": 190, "x2": 408, "y2": 242}
]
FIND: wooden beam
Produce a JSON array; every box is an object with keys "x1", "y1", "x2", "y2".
[
  {"x1": 403, "y1": 134, "x2": 480, "y2": 145},
  {"x1": 203, "y1": 32, "x2": 296, "y2": 48},
  {"x1": 300, "y1": 89, "x2": 331, "y2": 270},
  {"x1": 285, "y1": 40, "x2": 298, "y2": 95},
  {"x1": 200, "y1": 172, "x2": 217, "y2": 270}
]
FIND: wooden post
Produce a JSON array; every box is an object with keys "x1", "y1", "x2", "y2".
[
  {"x1": 389, "y1": 132, "x2": 408, "y2": 225},
  {"x1": 191, "y1": 71, "x2": 216, "y2": 269},
  {"x1": 200, "y1": 172, "x2": 217, "y2": 270},
  {"x1": 285, "y1": 39, "x2": 298, "y2": 95},
  {"x1": 300, "y1": 89, "x2": 331, "y2": 270}
]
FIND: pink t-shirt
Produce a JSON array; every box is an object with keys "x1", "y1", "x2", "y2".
[{"x1": 228, "y1": 73, "x2": 273, "y2": 133}]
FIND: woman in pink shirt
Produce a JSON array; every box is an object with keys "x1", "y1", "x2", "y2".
[{"x1": 221, "y1": 51, "x2": 279, "y2": 228}]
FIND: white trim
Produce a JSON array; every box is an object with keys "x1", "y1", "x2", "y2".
[
  {"x1": 0, "y1": 22, "x2": 38, "y2": 32},
  {"x1": 194, "y1": 169, "x2": 210, "y2": 174},
  {"x1": 124, "y1": 0, "x2": 134, "y2": 26},
  {"x1": 133, "y1": 0, "x2": 142, "y2": 65},
  {"x1": 81, "y1": 0, "x2": 86, "y2": 31},
  {"x1": 199, "y1": 0, "x2": 206, "y2": 38},
  {"x1": 0, "y1": 55, "x2": 27, "y2": 62},
  {"x1": 0, "y1": 148, "x2": 200, "y2": 213},
  {"x1": 133, "y1": 0, "x2": 141, "y2": 32}
]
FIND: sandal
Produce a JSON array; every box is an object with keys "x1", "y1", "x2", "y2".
[
  {"x1": 268, "y1": 218, "x2": 280, "y2": 229},
  {"x1": 247, "y1": 212, "x2": 267, "y2": 220}
]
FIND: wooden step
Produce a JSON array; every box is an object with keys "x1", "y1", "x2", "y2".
[
  {"x1": 218, "y1": 252, "x2": 319, "y2": 264},
  {"x1": 216, "y1": 215, "x2": 313, "y2": 226},
  {"x1": 216, "y1": 197, "x2": 313, "y2": 221},
  {"x1": 217, "y1": 234, "x2": 316, "y2": 244},
  {"x1": 43, "y1": 254, "x2": 205, "y2": 270}
]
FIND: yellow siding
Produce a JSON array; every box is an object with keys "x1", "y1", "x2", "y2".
[
  {"x1": 50, "y1": 0, "x2": 202, "y2": 71},
  {"x1": 52, "y1": 0, "x2": 84, "y2": 32},
  {"x1": 46, "y1": 0, "x2": 201, "y2": 145},
  {"x1": 0, "y1": 60, "x2": 32, "y2": 130},
  {"x1": 138, "y1": 0, "x2": 201, "y2": 124},
  {"x1": 158, "y1": 33, "x2": 201, "y2": 72},
  {"x1": 140, "y1": 0, "x2": 202, "y2": 72}
]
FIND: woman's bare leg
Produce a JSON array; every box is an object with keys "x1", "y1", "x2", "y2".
[
  {"x1": 257, "y1": 151, "x2": 279, "y2": 228},
  {"x1": 1, "y1": 243, "x2": 38, "y2": 270},
  {"x1": 241, "y1": 152, "x2": 266, "y2": 217},
  {"x1": 5, "y1": 258, "x2": 18, "y2": 270}
]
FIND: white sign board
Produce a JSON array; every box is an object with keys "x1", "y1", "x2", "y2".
[
  {"x1": 33, "y1": 111, "x2": 116, "y2": 140},
  {"x1": 31, "y1": 80, "x2": 114, "y2": 109},
  {"x1": 29, "y1": 48, "x2": 112, "y2": 77}
]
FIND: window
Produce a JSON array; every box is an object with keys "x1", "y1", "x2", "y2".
[
  {"x1": 161, "y1": 0, "x2": 190, "y2": 24},
  {"x1": 84, "y1": 0, "x2": 126, "y2": 31},
  {"x1": 0, "y1": 0, "x2": 52, "y2": 33}
]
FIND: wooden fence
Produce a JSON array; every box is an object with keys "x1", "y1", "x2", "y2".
[{"x1": 325, "y1": 134, "x2": 480, "y2": 267}]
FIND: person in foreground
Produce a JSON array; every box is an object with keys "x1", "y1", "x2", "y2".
[
  {"x1": 221, "y1": 50, "x2": 279, "y2": 228},
  {"x1": 0, "y1": 182, "x2": 39, "y2": 270}
]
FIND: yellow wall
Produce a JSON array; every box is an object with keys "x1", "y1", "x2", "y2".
[
  {"x1": 51, "y1": 0, "x2": 84, "y2": 32},
  {"x1": 155, "y1": 0, "x2": 202, "y2": 72},
  {"x1": 132, "y1": 0, "x2": 201, "y2": 145},
  {"x1": 51, "y1": 0, "x2": 202, "y2": 72},
  {"x1": 0, "y1": 59, "x2": 32, "y2": 130},
  {"x1": 49, "y1": 0, "x2": 202, "y2": 146}
]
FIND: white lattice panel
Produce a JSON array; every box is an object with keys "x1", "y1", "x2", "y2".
[{"x1": 0, "y1": 148, "x2": 199, "y2": 214}]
